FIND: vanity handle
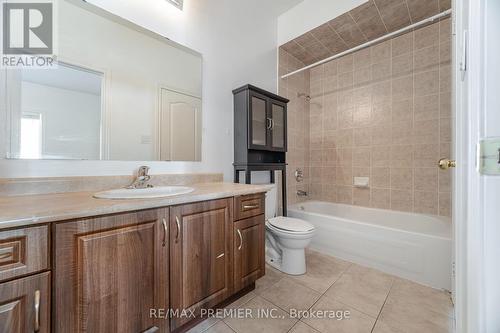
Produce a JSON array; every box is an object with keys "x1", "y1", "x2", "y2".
[
  {"x1": 243, "y1": 204, "x2": 259, "y2": 210},
  {"x1": 270, "y1": 119, "x2": 275, "y2": 130},
  {"x1": 34, "y1": 289, "x2": 40, "y2": 332},
  {"x1": 237, "y1": 229, "x2": 243, "y2": 251},
  {"x1": 175, "y1": 216, "x2": 181, "y2": 243},
  {"x1": 161, "y1": 218, "x2": 168, "y2": 247},
  {"x1": 266, "y1": 118, "x2": 272, "y2": 130}
]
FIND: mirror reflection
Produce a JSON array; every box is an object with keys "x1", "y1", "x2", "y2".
[{"x1": 2, "y1": 0, "x2": 202, "y2": 161}]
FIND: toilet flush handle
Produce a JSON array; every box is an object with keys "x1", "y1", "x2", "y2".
[{"x1": 237, "y1": 229, "x2": 243, "y2": 250}]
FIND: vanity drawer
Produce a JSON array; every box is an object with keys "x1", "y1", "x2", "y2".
[
  {"x1": 0, "y1": 225, "x2": 49, "y2": 282},
  {"x1": 234, "y1": 193, "x2": 265, "y2": 221}
]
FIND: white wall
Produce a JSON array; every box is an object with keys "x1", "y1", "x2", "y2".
[
  {"x1": 21, "y1": 81, "x2": 101, "y2": 159},
  {"x1": 277, "y1": 0, "x2": 367, "y2": 45},
  {"x1": 0, "y1": 0, "x2": 286, "y2": 179}
]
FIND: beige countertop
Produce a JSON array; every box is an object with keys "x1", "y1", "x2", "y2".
[{"x1": 0, "y1": 182, "x2": 272, "y2": 230}]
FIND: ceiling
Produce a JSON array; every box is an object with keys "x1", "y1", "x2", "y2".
[{"x1": 280, "y1": 0, "x2": 451, "y2": 66}]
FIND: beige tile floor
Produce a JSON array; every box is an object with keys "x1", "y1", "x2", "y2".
[{"x1": 187, "y1": 250, "x2": 454, "y2": 333}]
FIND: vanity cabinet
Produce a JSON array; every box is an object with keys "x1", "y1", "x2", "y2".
[
  {"x1": 233, "y1": 195, "x2": 265, "y2": 292},
  {"x1": 0, "y1": 192, "x2": 266, "y2": 333},
  {"x1": 169, "y1": 199, "x2": 233, "y2": 330},
  {"x1": 53, "y1": 208, "x2": 170, "y2": 333}
]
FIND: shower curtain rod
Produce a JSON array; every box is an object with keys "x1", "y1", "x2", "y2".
[{"x1": 281, "y1": 9, "x2": 452, "y2": 79}]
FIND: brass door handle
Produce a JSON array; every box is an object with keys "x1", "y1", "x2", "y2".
[
  {"x1": 34, "y1": 290, "x2": 40, "y2": 332},
  {"x1": 175, "y1": 216, "x2": 181, "y2": 243},
  {"x1": 439, "y1": 158, "x2": 456, "y2": 170},
  {"x1": 237, "y1": 229, "x2": 243, "y2": 251},
  {"x1": 161, "y1": 218, "x2": 168, "y2": 247}
]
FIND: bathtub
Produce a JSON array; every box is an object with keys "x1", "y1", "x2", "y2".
[{"x1": 288, "y1": 201, "x2": 452, "y2": 291}]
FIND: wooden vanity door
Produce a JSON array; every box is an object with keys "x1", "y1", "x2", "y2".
[
  {"x1": 169, "y1": 198, "x2": 233, "y2": 330},
  {"x1": 53, "y1": 208, "x2": 169, "y2": 333},
  {"x1": 233, "y1": 214, "x2": 265, "y2": 292}
]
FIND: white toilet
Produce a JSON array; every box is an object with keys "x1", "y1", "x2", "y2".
[{"x1": 265, "y1": 188, "x2": 315, "y2": 275}]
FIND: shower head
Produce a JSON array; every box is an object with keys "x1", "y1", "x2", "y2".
[{"x1": 297, "y1": 92, "x2": 311, "y2": 102}]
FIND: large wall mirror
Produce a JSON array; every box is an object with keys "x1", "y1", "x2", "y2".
[{"x1": 0, "y1": 0, "x2": 202, "y2": 161}]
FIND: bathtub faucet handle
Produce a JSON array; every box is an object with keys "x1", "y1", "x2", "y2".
[{"x1": 297, "y1": 190, "x2": 308, "y2": 197}]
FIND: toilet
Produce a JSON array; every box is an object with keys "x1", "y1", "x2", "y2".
[{"x1": 265, "y1": 187, "x2": 315, "y2": 275}]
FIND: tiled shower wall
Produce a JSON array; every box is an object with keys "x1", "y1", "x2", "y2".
[
  {"x1": 280, "y1": 18, "x2": 452, "y2": 217},
  {"x1": 279, "y1": 51, "x2": 311, "y2": 206}
]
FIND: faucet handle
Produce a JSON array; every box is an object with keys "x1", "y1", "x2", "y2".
[{"x1": 138, "y1": 166, "x2": 150, "y2": 176}]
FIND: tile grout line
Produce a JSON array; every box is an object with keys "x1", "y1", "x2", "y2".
[{"x1": 370, "y1": 277, "x2": 397, "y2": 333}]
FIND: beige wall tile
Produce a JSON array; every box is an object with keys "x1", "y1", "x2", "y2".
[
  {"x1": 354, "y1": 128, "x2": 372, "y2": 146},
  {"x1": 391, "y1": 168, "x2": 413, "y2": 190},
  {"x1": 414, "y1": 191, "x2": 439, "y2": 215},
  {"x1": 372, "y1": 40, "x2": 392, "y2": 63},
  {"x1": 414, "y1": 94, "x2": 439, "y2": 121},
  {"x1": 392, "y1": 99, "x2": 413, "y2": 122},
  {"x1": 372, "y1": 103, "x2": 392, "y2": 125},
  {"x1": 337, "y1": 186, "x2": 353, "y2": 204},
  {"x1": 372, "y1": 146, "x2": 392, "y2": 167},
  {"x1": 414, "y1": 168, "x2": 438, "y2": 191},
  {"x1": 414, "y1": 45, "x2": 440, "y2": 73},
  {"x1": 392, "y1": 33, "x2": 413, "y2": 57},
  {"x1": 414, "y1": 70, "x2": 439, "y2": 96},
  {"x1": 282, "y1": 21, "x2": 451, "y2": 215},
  {"x1": 391, "y1": 190, "x2": 413, "y2": 212},
  {"x1": 371, "y1": 188, "x2": 391, "y2": 209},
  {"x1": 414, "y1": 22, "x2": 439, "y2": 50},
  {"x1": 372, "y1": 125, "x2": 393, "y2": 145},
  {"x1": 372, "y1": 59, "x2": 392, "y2": 81},
  {"x1": 372, "y1": 167, "x2": 391, "y2": 188},
  {"x1": 439, "y1": 192, "x2": 452, "y2": 217},
  {"x1": 391, "y1": 145, "x2": 413, "y2": 168},
  {"x1": 353, "y1": 188, "x2": 371, "y2": 206},
  {"x1": 392, "y1": 75, "x2": 413, "y2": 101},
  {"x1": 392, "y1": 53, "x2": 413, "y2": 77},
  {"x1": 414, "y1": 119, "x2": 439, "y2": 144},
  {"x1": 414, "y1": 144, "x2": 440, "y2": 167}
]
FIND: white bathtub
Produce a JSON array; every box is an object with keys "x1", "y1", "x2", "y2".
[{"x1": 289, "y1": 201, "x2": 452, "y2": 290}]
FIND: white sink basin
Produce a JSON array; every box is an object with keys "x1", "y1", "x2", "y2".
[{"x1": 93, "y1": 186, "x2": 194, "y2": 199}]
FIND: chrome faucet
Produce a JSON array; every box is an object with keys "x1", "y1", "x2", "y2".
[
  {"x1": 297, "y1": 190, "x2": 308, "y2": 197},
  {"x1": 127, "y1": 166, "x2": 153, "y2": 189}
]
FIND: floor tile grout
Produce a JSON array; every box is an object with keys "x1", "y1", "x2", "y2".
[{"x1": 370, "y1": 276, "x2": 397, "y2": 333}]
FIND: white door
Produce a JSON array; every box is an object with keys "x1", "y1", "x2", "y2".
[
  {"x1": 159, "y1": 89, "x2": 201, "y2": 161},
  {"x1": 454, "y1": 0, "x2": 500, "y2": 332}
]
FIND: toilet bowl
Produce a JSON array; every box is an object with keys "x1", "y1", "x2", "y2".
[{"x1": 265, "y1": 217, "x2": 315, "y2": 275}]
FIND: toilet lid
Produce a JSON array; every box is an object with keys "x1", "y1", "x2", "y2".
[{"x1": 268, "y1": 216, "x2": 315, "y2": 233}]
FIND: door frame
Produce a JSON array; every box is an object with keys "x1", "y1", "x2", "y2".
[{"x1": 453, "y1": 0, "x2": 486, "y2": 331}]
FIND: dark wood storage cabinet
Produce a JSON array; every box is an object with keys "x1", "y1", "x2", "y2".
[{"x1": 233, "y1": 85, "x2": 289, "y2": 164}]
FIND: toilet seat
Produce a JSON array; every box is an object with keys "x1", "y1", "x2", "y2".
[{"x1": 267, "y1": 216, "x2": 315, "y2": 234}]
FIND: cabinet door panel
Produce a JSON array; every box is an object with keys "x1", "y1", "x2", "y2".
[
  {"x1": 170, "y1": 198, "x2": 233, "y2": 330},
  {"x1": 249, "y1": 91, "x2": 269, "y2": 149},
  {"x1": 234, "y1": 215, "x2": 265, "y2": 292},
  {"x1": 54, "y1": 209, "x2": 169, "y2": 333},
  {"x1": 0, "y1": 272, "x2": 50, "y2": 333},
  {"x1": 270, "y1": 102, "x2": 286, "y2": 151}
]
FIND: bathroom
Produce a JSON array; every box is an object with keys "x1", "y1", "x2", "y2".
[{"x1": 0, "y1": 0, "x2": 499, "y2": 333}]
